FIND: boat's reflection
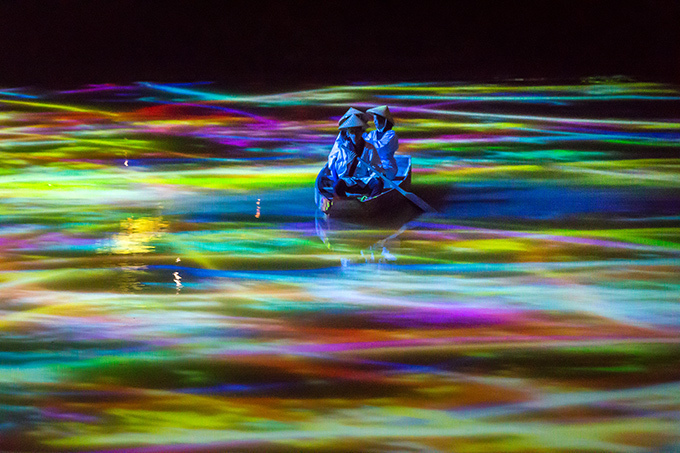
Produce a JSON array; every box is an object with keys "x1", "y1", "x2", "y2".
[{"x1": 315, "y1": 205, "x2": 420, "y2": 265}]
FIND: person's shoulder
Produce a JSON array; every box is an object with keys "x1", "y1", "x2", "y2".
[{"x1": 385, "y1": 129, "x2": 398, "y2": 146}]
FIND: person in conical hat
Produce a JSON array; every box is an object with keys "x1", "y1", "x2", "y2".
[
  {"x1": 364, "y1": 105, "x2": 399, "y2": 179},
  {"x1": 327, "y1": 114, "x2": 384, "y2": 198},
  {"x1": 328, "y1": 108, "x2": 371, "y2": 175}
]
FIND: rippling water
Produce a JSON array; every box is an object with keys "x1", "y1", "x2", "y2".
[{"x1": 1, "y1": 81, "x2": 680, "y2": 452}]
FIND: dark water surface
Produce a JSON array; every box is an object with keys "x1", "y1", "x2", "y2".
[{"x1": 1, "y1": 81, "x2": 679, "y2": 452}]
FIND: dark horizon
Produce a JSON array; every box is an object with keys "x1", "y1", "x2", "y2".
[{"x1": 1, "y1": 1, "x2": 679, "y2": 89}]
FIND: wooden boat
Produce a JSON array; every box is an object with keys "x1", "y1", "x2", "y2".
[{"x1": 315, "y1": 155, "x2": 413, "y2": 218}]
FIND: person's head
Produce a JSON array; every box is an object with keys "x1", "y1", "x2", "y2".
[
  {"x1": 338, "y1": 115, "x2": 368, "y2": 145},
  {"x1": 346, "y1": 126, "x2": 364, "y2": 145},
  {"x1": 373, "y1": 114, "x2": 388, "y2": 131},
  {"x1": 366, "y1": 105, "x2": 394, "y2": 132}
]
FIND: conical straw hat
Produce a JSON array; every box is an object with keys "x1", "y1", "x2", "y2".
[
  {"x1": 339, "y1": 107, "x2": 371, "y2": 125},
  {"x1": 366, "y1": 105, "x2": 394, "y2": 126},
  {"x1": 338, "y1": 114, "x2": 368, "y2": 130}
]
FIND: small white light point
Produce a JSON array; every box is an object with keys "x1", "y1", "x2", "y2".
[{"x1": 173, "y1": 271, "x2": 183, "y2": 293}]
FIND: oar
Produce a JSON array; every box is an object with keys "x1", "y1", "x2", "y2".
[{"x1": 355, "y1": 155, "x2": 437, "y2": 213}]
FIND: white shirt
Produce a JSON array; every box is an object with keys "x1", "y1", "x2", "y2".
[
  {"x1": 328, "y1": 136, "x2": 383, "y2": 182},
  {"x1": 364, "y1": 129, "x2": 398, "y2": 179}
]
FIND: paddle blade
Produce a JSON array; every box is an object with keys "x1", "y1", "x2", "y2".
[{"x1": 401, "y1": 188, "x2": 437, "y2": 213}]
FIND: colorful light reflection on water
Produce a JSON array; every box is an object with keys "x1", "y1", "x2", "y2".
[{"x1": 1, "y1": 81, "x2": 680, "y2": 452}]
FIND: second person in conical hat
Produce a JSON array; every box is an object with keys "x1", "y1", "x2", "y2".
[{"x1": 364, "y1": 105, "x2": 399, "y2": 179}]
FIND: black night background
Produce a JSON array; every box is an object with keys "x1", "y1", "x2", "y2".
[{"x1": 1, "y1": 1, "x2": 678, "y2": 87}]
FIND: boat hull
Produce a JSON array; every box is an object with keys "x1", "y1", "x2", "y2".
[{"x1": 315, "y1": 156, "x2": 413, "y2": 218}]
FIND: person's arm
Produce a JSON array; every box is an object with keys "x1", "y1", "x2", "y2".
[
  {"x1": 362, "y1": 130, "x2": 374, "y2": 146},
  {"x1": 364, "y1": 142, "x2": 385, "y2": 174},
  {"x1": 328, "y1": 133, "x2": 347, "y2": 168},
  {"x1": 333, "y1": 140, "x2": 357, "y2": 180},
  {"x1": 374, "y1": 130, "x2": 398, "y2": 155},
  {"x1": 328, "y1": 142, "x2": 340, "y2": 168}
]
